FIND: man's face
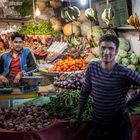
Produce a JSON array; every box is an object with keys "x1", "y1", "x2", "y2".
[
  {"x1": 13, "y1": 37, "x2": 24, "y2": 52},
  {"x1": 99, "y1": 41, "x2": 118, "y2": 63}
]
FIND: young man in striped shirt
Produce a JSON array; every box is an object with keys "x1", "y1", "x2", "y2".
[{"x1": 73, "y1": 34, "x2": 140, "y2": 140}]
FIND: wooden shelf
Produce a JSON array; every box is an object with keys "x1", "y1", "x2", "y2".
[
  {"x1": 0, "y1": 17, "x2": 31, "y2": 23},
  {"x1": 117, "y1": 25, "x2": 136, "y2": 30},
  {"x1": 0, "y1": 93, "x2": 38, "y2": 100}
]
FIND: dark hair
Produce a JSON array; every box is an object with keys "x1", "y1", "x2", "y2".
[
  {"x1": 99, "y1": 34, "x2": 119, "y2": 49},
  {"x1": 11, "y1": 32, "x2": 25, "y2": 41}
]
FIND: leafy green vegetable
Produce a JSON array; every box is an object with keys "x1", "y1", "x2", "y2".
[
  {"x1": 10, "y1": 0, "x2": 33, "y2": 16},
  {"x1": 43, "y1": 90, "x2": 93, "y2": 120},
  {"x1": 18, "y1": 20, "x2": 59, "y2": 36}
]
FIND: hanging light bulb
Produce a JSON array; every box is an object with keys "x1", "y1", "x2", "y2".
[
  {"x1": 35, "y1": 8, "x2": 40, "y2": 16},
  {"x1": 80, "y1": 0, "x2": 87, "y2": 6}
]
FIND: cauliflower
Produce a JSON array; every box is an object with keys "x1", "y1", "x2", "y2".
[
  {"x1": 118, "y1": 50, "x2": 128, "y2": 58},
  {"x1": 130, "y1": 53, "x2": 137, "y2": 59},
  {"x1": 130, "y1": 53, "x2": 139, "y2": 65},
  {"x1": 116, "y1": 55, "x2": 122, "y2": 63},
  {"x1": 127, "y1": 64, "x2": 136, "y2": 71},
  {"x1": 119, "y1": 37, "x2": 130, "y2": 52},
  {"x1": 122, "y1": 58, "x2": 130, "y2": 66},
  {"x1": 130, "y1": 57, "x2": 139, "y2": 65}
]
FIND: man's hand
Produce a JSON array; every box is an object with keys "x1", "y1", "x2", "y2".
[
  {"x1": 69, "y1": 118, "x2": 81, "y2": 129},
  {"x1": 13, "y1": 74, "x2": 22, "y2": 84},
  {"x1": 0, "y1": 75, "x2": 9, "y2": 86}
]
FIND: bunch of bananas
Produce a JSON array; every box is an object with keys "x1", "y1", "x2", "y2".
[
  {"x1": 127, "y1": 13, "x2": 140, "y2": 29},
  {"x1": 61, "y1": 6, "x2": 80, "y2": 23},
  {"x1": 101, "y1": 8, "x2": 114, "y2": 26},
  {"x1": 85, "y1": 8, "x2": 97, "y2": 22},
  {"x1": 67, "y1": 33, "x2": 81, "y2": 47}
]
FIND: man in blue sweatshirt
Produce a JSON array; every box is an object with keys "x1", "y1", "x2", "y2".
[
  {"x1": 72, "y1": 34, "x2": 140, "y2": 140},
  {"x1": 0, "y1": 33, "x2": 37, "y2": 86}
]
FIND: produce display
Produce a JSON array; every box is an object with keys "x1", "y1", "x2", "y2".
[
  {"x1": 24, "y1": 35, "x2": 62, "y2": 59},
  {"x1": 44, "y1": 90, "x2": 93, "y2": 120},
  {"x1": 116, "y1": 37, "x2": 140, "y2": 71},
  {"x1": 53, "y1": 72, "x2": 85, "y2": 90},
  {"x1": 77, "y1": 10, "x2": 88, "y2": 23},
  {"x1": 0, "y1": 105, "x2": 52, "y2": 132},
  {"x1": 127, "y1": 13, "x2": 140, "y2": 40},
  {"x1": 0, "y1": 89, "x2": 93, "y2": 132},
  {"x1": 63, "y1": 22, "x2": 81, "y2": 36},
  {"x1": 61, "y1": 6, "x2": 80, "y2": 23},
  {"x1": 101, "y1": 7, "x2": 114, "y2": 26},
  {"x1": 47, "y1": 57, "x2": 88, "y2": 72},
  {"x1": 18, "y1": 20, "x2": 59, "y2": 36},
  {"x1": 85, "y1": 8, "x2": 97, "y2": 22},
  {"x1": 0, "y1": 48, "x2": 5, "y2": 55}
]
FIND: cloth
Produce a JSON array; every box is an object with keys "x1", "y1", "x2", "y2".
[
  {"x1": 0, "y1": 116, "x2": 140, "y2": 140},
  {"x1": 8, "y1": 55, "x2": 21, "y2": 78}
]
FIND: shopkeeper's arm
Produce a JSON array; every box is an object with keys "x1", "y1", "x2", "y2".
[
  {"x1": 126, "y1": 90, "x2": 140, "y2": 112},
  {"x1": 0, "y1": 55, "x2": 4, "y2": 75},
  {"x1": 24, "y1": 51, "x2": 37, "y2": 75},
  {"x1": 0, "y1": 55, "x2": 9, "y2": 85}
]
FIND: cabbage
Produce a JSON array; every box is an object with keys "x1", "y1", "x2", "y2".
[{"x1": 119, "y1": 37, "x2": 130, "y2": 52}]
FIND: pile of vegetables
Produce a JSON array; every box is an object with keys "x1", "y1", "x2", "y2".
[
  {"x1": 44, "y1": 90, "x2": 93, "y2": 120},
  {"x1": 0, "y1": 49, "x2": 5, "y2": 55},
  {"x1": 48, "y1": 57, "x2": 87, "y2": 72},
  {"x1": 0, "y1": 105, "x2": 52, "y2": 132},
  {"x1": 0, "y1": 41, "x2": 5, "y2": 55},
  {"x1": 116, "y1": 50, "x2": 139, "y2": 71},
  {"x1": 13, "y1": 0, "x2": 32, "y2": 16},
  {"x1": 18, "y1": 20, "x2": 58, "y2": 36},
  {"x1": 53, "y1": 72, "x2": 85, "y2": 90},
  {"x1": 116, "y1": 37, "x2": 140, "y2": 71}
]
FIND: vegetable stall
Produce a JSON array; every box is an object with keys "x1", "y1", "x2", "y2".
[{"x1": 0, "y1": 0, "x2": 140, "y2": 140}]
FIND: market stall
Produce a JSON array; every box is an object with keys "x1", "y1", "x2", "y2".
[{"x1": 0, "y1": 0, "x2": 140, "y2": 139}]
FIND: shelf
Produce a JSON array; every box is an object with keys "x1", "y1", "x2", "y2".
[
  {"x1": 117, "y1": 25, "x2": 136, "y2": 30},
  {"x1": 101, "y1": 25, "x2": 138, "y2": 30},
  {"x1": 0, "y1": 93, "x2": 38, "y2": 100},
  {"x1": 0, "y1": 17, "x2": 31, "y2": 23}
]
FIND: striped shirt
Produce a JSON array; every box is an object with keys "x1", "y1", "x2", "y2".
[{"x1": 80, "y1": 61, "x2": 140, "y2": 123}]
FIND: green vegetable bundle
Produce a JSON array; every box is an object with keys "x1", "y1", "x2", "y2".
[
  {"x1": 18, "y1": 20, "x2": 59, "y2": 36},
  {"x1": 43, "y1": 90, "x2": 93, "y2": 120}
]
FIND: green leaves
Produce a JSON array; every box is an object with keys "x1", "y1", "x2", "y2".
[
  {"x1": 12, "y1": 0, "x2": 33, "y2": 16},
  {"x1": 44, "y1": 90, "x2": 93, "y2": 120},
  {"x1": 18, "y1": 20, "x2": 59, "y2": 36}
]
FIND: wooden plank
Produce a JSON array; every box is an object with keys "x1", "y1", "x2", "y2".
[{"x1": 0, "y1": 93, "x2": 38, "y2": 100}]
